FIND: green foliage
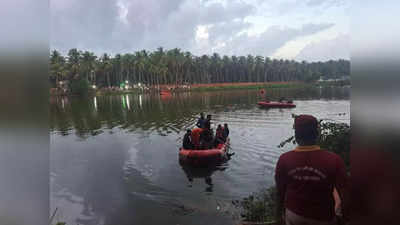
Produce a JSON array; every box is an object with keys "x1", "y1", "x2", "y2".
[
  {"x1": 69, "y1": 78, "x2": 89, "y2": 95},
  {"x1": 305, "y1": 71, "x2": 321, "y2": 83},
  {"x1": 318, "y1": 121, "x2": 350, "y2": 168},
  {"x1": 235, "y1": 187, "x2": 279, "y2": 223},
  {"x1": 49, "y1": 48, "x2": 350, "y2": 90}
]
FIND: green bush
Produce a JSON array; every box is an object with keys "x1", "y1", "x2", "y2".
[{"x1": 235, "y1": 187, "x2": 279, "y2": 223}]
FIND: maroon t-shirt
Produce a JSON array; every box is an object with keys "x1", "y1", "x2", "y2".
[{"x1": 275, "y1": 146, "x2": 347, "y2": 221}]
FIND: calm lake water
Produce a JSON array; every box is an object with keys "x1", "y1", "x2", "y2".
[{"x1": 50, "y1": 87, "x2": 350, "y2": 225}]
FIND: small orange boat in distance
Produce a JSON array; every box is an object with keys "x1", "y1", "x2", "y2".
[
  {"x1": 258, "y1": 101, "x2": 296, "y2": 108},
  {"x1": 160, "y1": 90, "x2": 172, "y2": 96}
]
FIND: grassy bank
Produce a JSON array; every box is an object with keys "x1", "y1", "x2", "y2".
[
  {"x1": 50, "y1": 82, "x2": 313, "y2": 97},
  {"x1": 317, "y1": 80, "x2": 351, "y2": 87},
  {"x1": 95, "y1": 89, "x2": 142, "y2": 96},
  {"x1": 190, "y1": 82, "x2": 311, "y2": 92}
]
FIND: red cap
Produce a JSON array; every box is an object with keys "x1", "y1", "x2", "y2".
[{"x1": 294, "y1": 114, "x2": 318, "y2": 130}]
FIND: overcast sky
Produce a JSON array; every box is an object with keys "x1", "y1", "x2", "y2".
[{"x1": 50, "y1": 0, "x2": 349, "y2": 61}]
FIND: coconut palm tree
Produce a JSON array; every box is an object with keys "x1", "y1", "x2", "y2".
[{"x1": 50, "y1": 48, "x2": 350, "y2": 88}]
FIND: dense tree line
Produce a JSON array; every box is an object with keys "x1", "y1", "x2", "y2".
[{"x1": 49, "y1": 48, "x2": 350, "y2": 89}]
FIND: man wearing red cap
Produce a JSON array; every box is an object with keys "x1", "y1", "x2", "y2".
[{"x1": 275, "y1": 115, "x2": 348, "y2": 225}]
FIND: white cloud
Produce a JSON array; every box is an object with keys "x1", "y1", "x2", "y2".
[
  {"x1": 195, "y1": 25, "x2": 210, "y2": 41},
  {"x1": 215, "y1": 23, "x2": 334, "y2": 56},
  {"x1": 295, "y1": 34, "x2": 349, "y2": 61},
  {"x1": 117, "y1": 1, "x2": 129, "y2": 25}
]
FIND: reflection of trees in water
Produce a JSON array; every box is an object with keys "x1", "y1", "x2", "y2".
[
  {"x1": 262, "y1": 86, "x2": 350, "y2": 101},
  {"x1": 50, "y1": 91, "x2": 252, "y2": 138},
  {"x1": 179, "y1": 152, "x2": 233, "y2": 193},
  {"x1": 50, "y1": 87, "x2": 349, "y2": 139}
]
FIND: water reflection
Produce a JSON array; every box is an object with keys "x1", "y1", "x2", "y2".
[
  {"x1": 126, "y1": 95, "x2": 130, "y2": 110},
  {"x1": 93, "y1": 96, "x2": 97, "y2": 111},
  {"x1": 179, "y1": 153, "x2": 233, "y2": 193},
  {"x1": 50, "y1": 87, "x2": 350, "y2": 139}
]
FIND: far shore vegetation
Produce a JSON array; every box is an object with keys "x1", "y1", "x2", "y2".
[
  {"x1": 83, "y1": 82, "x2": 312, "y2": 96},
  {"x1": 50, "y1": 48, "x2": 350, "y2": 96}
]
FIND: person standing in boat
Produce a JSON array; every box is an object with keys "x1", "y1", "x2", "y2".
[
  {"x1": 200, "y1": 128, "x2": 214, "y2": 149},
  {"x1": 196, "y1": 112, "x2": 206, "y2": 128},
  {"x1": 197, "y1": 114, "x2": 213, "y2": 149},
  {"x1": 191, "y1": 127, "x2": 203, "y2": 149},
  {"x1": 204, "y1": 114, "x2": 212, "y2": 130},
  {"x1": 214, "y1": 124, "x2": 225, "y2": 147},
  {"x1": 275, "y1": 115, "x2": 348, "y2": 225},
  {"x1": 182, "y1": 130, "x2": 194, "y2": 150},
  {"x1": 222, "y1": 123, "x2": 229, "y2": 141}
]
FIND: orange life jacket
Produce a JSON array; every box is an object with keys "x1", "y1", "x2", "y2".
[{"x1": 191, "y1": 128, "x2": 203, "y2": 148}]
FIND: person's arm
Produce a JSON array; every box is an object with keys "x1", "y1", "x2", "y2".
[
  {"x1": 182, "y1": 136, "x2": 186, "y2": 148},
  {"x1": 196, "y1": 119, "x2": 201, "y2": 128},
  {"x1": 334, "y1": 156, "x2": 349, "y2": 222},
  {"x1": 275, "y1": 156, "x2": 287, "y2": 224}
]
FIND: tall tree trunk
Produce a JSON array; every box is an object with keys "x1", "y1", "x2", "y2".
[
  {"x1": 55, "y1": 73, "x2": 59, "y2": 88},
  {"x1": 107, "y1": 72, "x2": 111, "y2": 88},
  {"x1": 175, "y1": 67, "x2": 178, "y2": 86}
]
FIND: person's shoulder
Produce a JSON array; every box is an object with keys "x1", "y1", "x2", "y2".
[
  {"x1": 276, "y1": 151, "x2": 295, "y2": 169},
  {"x1": 319, "y1": 149, "x2": 340, "y2": 157},
  {"x1": 278, "y1": 150, "x2": 295, "y2": 160},
  {"x1": 319, "y1": 149, "x2": 343, "y2": 162}
]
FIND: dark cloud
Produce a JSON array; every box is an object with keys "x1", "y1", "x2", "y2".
[
  {"x1": 50, "y1": 0, "x2": 342, "y2": 59},
  {"x1": 295, "y1": 34, "x2": 349, "y2": 62},
  {"x1": 51, "y1": 0, "x2": 255, "y2": 54},
  {"x1": 122, "y1": 0, "x2": 255, "y2": 51}
]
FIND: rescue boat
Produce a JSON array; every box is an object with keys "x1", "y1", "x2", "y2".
[
  {"x1": 257, "y1": 101, "x2": 296, "y2": 108},
  {"x1": 160, "y1": 90, "x2": 172, "y2": 96},
  {"x1": 179, "y1": 138, "x2": 230, "y2": 166}
]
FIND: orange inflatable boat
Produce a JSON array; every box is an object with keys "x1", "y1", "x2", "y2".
[
  {"x1": 179, "y1": 138, "x2": 230, "y2": 166},
  {"x1": 258, "y1": 101, "x2": 296, "y2": 108},
  {"x1": 160, "y1": 91, "x2": 172, "y2": 96}
]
